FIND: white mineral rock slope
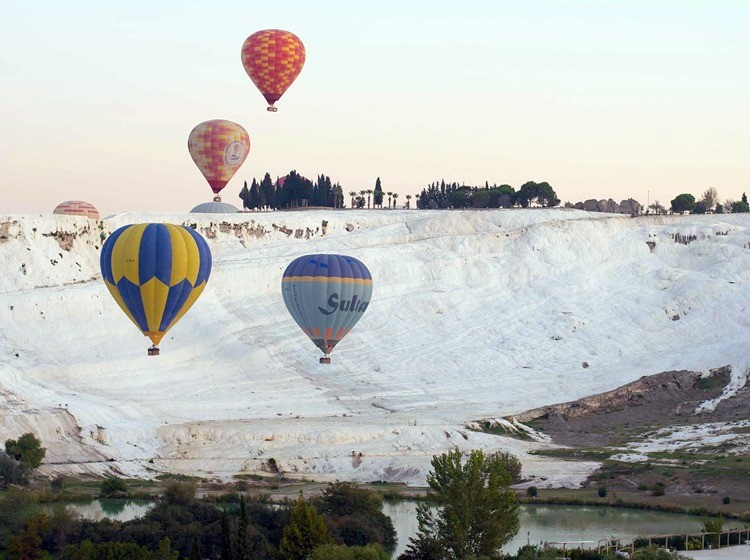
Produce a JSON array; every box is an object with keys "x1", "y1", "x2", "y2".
[{"x1": 0, "y1": 209, "x2": 748, "y2": 486}]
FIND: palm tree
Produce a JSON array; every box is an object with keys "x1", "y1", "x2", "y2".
[
  {"x1": 393, "y1": 193, "x2": 399, "y2": 208},
  {"x1": 349, "y1": 191, "x2": 357, "y2": 209},
  {"x1": 366, "y1": 189, "x2": 373, "y2": 209},
  {"x1": 386, "y1": 192, "x2": 393, "y2": 209},
  {"x1": 405, "y1": 194, "x2": 412, "y2": 209}
]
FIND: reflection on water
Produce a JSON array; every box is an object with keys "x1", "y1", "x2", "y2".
[
  {"x1": 382, "y1": 502, "x2": 747, "y2": 558},
  {"x1": 56, "y1": 499, "x2": 746, "y2": 559},
  {"x1": 63, "y1": 500, "x2": 153, "y2": 522}
]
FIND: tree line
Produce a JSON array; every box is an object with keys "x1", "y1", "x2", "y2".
[
  {"x1": 661, "y1": 187, "x2": 749, "y2": 215},
  {"x1": 239, "y1": 171, "x2": 345, "y2": 210},
  {"x1": 238, "y1": 173, "x2": 411, "y2": 211},
  {"x1": 416, "y1": 180, "x2": 560, "y2": 210},
  {"x1": 1, "y1": 434, "x2": 699, "y2": 560},
  {"x1": 624, "y1": 187, "x2": 749, "y2": 215}
]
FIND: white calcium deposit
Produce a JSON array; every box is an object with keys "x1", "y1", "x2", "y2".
[{"x1": 0, "y1": 209, "x2": 748, "y2": 485}]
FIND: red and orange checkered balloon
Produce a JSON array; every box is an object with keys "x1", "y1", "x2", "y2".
[
  {"x1": 188, "y1": 120, "x2": 250, "y2": 197},
  {"x1": 241, "y1": 29, "x2": 306, "y2": 111}
]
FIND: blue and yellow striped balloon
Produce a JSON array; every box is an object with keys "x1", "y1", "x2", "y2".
[
  {"x1": 100, "y1": 223, "x2": 212, "y2": 354},
  {"x1": 282, "y1": 254, "x2": 373, "y2": 361}
]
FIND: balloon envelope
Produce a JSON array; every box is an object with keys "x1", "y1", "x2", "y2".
[
  {"x1": 241, "y1": 29, "x2": 306, "y2": 110},
  {"x1": 100, "y1": 224, "x2": 212, "y2": 349},
  {"x1": 54, "y1": 200, "x2": 99, "y2": 220},
  {"x1": 282, "y1": 254, "x2": 372, "y2": 356},
  {"x1": 188, "y1": 120, "x2": 250, "y2": 196}
]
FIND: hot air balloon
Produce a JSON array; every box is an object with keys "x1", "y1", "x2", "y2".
[
  {"x1": 282, "y1": 254, "x2": 372, "y2": 363},
  {"x1": 100, "y1": 224, "x2": 212, "y2": 356},
  {"x1": 188, "y1": 119, "x2": 250, "y2": 202},
  {"x1": 241, "y1": 29, "x2": 306, "y2": 112},
  {"x1": 53, "y1": 200, "x2": 100, "y2": 220}
]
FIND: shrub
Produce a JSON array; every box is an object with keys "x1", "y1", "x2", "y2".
[
  {"x1": 515, "y1": 544, "x2": 558, "y2": 560},
  {"x1": 651, "y1": 482, "x2": 666, "y2": 497},
  {"x1": 0, "y1": 452, "x2": 28, "y2": 487},
  {"x1": 100, "y1": 476, "x2": 128, "y2": 497},
  {"x1": 597, "y1": 486, "x2": 607, "y2": 498},
  {"x1": 526, "y1": 486, "x2": 538, "y2": 498},
  {"x1": 631, "y1": 545, "x2": 691, "y2": 559},
  {"x1": 163, "y1": 481, "x2": 196, "y2": 505},
  {"x1": 50, "y1": 475, "x2": 67, "y2": 492},
  {"x1": 311, "y1": 543, "x2": 389, "y2": 560},
  {"x1": 722, "y1": 496, "x2": 731, "y2": 505}
]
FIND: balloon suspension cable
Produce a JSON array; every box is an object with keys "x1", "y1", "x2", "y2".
[
  {"x1": 267, "y1": 106, "x2": 278, "y2": 112},
  {"x1": 213, "y1": 195, "x2": 222, "y2": 202},
  {"x1": 319, "y1": 356, "x2": 331, "y2": 364},
  {"x1": 147, "y1": 345, "x2": 160, "y2": 357}
]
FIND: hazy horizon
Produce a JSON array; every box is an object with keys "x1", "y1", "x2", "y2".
[{"x1": 2, "y1": 1, "x2": 748, "y2": 216}]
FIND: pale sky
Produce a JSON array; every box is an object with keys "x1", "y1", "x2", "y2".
[{"x1": 1, "y1": 1, "x2": 749, "y2": 215}]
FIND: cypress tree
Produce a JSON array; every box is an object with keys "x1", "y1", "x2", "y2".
[
  {"x1": 249, "y1": 179, "x2": 260, "y2": 210},
  {"x1": 190, "y1": 532, "x2": 202, "y2": 560},
  {"x1": 221, "y1": 510, "x2": 234, "y2": 560},
  {"x1": 374, "y1": 177, "x2": 384, "y2": 208},
  {"x1": 239, "y1": 181, "x2": 250, "y2": 209},
  {"x1": 238, "y1": 494, "x2": 249, "y2": 560},
  {"x1": 279, "y1": 492, "x2": 332, "y2": 560}
]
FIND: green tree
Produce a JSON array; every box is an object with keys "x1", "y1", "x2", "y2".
[
  {"x1": 373, "y1": 178, "x2": 383, "y2": 208},
  {"x1": 239, "y1": 181, "x2": 251, "y2": 209},
  {"x1": 238, "y1": 494, "x2": 249, "y2": 560},
  {"x1": 5, "y1": 512, "x2": 50, "y2": 560},
  {"x1": 411, "y1": 449, "x2": 519, "y2": 560},
  {"x1": 155, "y1": 538, "x2": 179, "y2": 560},
  {"x1": 61, "y1": 541, "x2": 154, "y2": 560},
  {"x1": 450, "y1": 189, "x2": 471, "y2": 208},
  {"x1": 496, "y1": 451, "x2": 522, "y2": 483},
  {"x1": 249, "y1": 179, "x2": 261, "y2": 210},
  {"x1": 701, "y1": 517, "x2": 724, "y2": 548},
  {"x1": 471, "y1": 190, "x2": 490, "y2": 208},
  {"x1": 670, "y1": 193, "x2": 696, "y2": 213},
  {"x1": 221, "y1": 510, "x2": 234, "y2": 560},
  {"x1": 311, "y1": 543, "x2": 389, "y2": 560},
  {"x1": 5, "y1": 433, "x2": 46, "y2": 470},
  {"x1": 280, "y1": 492, "x2": 333, "y2": 560},
  {"x1": 190, "y1": 532, "x2": 202, "y2": 560},
  {"x1": 515, "y1": 181, "x2": 559, "y2": 207},
  {"x1": 316, "y1": 482, "x2": 396, "y2": 550},
  {"x1": 731, "y1": 199, "x2": 749, "y2": 213},
  {"x1": 535, "y1": 182, "x2": 560, "y2": 207}
]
